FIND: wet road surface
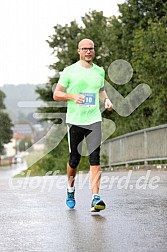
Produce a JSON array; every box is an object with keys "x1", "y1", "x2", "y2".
[
  {"x1": 0, "y1": 162, "x2": 27, "y2": 179},
  {"x1": 0, "y1": 169, "x2": 167, "y2": 252}
]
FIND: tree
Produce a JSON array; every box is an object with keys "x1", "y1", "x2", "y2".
[
  {"x1": 118, "y1": 0, "x2": 167, "y2": 60},
  {"x1": 101, "y1": 0, "x2": 167, "y2": 134},
  {"x1": 0, "y1": 90, "x2": 13, "y2": 154},
  {"x1": 132, "y1": 19, "x2": 167, "y2": 125},
  {"x1": 18, "y1": 137, "x2": 33, "y2": 152}
]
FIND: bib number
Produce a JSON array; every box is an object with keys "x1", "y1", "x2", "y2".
[{"x1": 80, "y1": 93, "x2": 96, "y2": 106}]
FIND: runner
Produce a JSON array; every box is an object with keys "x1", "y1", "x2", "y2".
[{"x1": 53, "y1": 38, "x2": 113, "y2": 212}]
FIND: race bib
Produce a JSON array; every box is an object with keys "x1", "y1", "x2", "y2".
[{"x1": 80, "y1": 93, "x2": 96, "y2": 106}]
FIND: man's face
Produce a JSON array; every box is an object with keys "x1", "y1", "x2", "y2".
[{"x1": 78, "y1": 40, "x2": 95, "y2": 62}]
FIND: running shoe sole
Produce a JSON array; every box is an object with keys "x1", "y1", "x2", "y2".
[{"x1": 90, "y1": 200, "x2": 106, "y2": 212}]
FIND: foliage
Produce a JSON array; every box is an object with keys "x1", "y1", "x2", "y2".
[
  {"x1": 0, "y1": 90, "x2": 13, "y2": 154},
  {"x1": 18, "y1": 137, "x2": 33, "y2": 152},
  {"x1": 132, "y1": 19, "x2": 167, "y2": 125}
]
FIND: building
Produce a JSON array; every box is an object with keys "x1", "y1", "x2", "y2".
[{"x1": 13, "y1": 124, "x2": 33, "y2": 139}]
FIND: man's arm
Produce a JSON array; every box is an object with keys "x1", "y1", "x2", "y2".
[
  {"x1": 99, "y1": 90, "x2": 113, "y2": 111},
  {"x1": 53, "y1": 84, "x2": 85, "y2": 104}
]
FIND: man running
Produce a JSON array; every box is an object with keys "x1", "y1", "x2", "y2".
[{"x1": 53, "y1": 38, "x2": 112, "y2": 212}]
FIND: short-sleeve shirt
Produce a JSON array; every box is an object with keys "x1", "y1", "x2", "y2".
[{"x1": 58, "y1": 61, "x2": 105, "y2": 125}]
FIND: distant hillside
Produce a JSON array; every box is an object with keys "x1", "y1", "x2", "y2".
[{"x1": 0, "y1": 84, "x2": 45, "y2": 123}]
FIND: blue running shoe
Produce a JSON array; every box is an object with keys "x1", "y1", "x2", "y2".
[
  {"x1": 90, "y1": 194, "x2": 106, "y2": 212},
  {"x1": 66, "y1": 189, "x2": 76, "y2": 209}
]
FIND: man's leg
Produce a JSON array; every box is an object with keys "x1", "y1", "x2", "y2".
[
  {"x1": 86, "y1": 122, "x2": 106, "y2": 211},
  {"x1": 66, "y1": 124, "x2": 84, "y2": 209},
  {"x1": 66, "y1": 163, "x2": 77, "y2": 209},
  {"x1": 89, "y1": 165, "x2": 102, "y2": 195},
  {"x1": 86, "y1": 122, "x2": 102, "y2": 195},
  {"x1": 67, "y1": 124, "x2": 83, "y2": 188},
  {"x1": 89, "y1": 163, "x2": 106, "y2": 212},
  {"x1": 67, "y1": 163, "x2": 77, "y2": 188}
]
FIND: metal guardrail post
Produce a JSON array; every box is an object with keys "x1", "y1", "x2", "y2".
[{"x1": 144, "y1": 130, "x2": 148, "y2": 165}]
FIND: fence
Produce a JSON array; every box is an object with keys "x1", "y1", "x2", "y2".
[{"x1": 101, "y1": 124, "x2": 167, "y2": 167}]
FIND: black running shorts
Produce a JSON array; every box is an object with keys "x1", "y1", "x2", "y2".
[{"x1": 67, "y1": 122, "x2": 102, "y2": 169}]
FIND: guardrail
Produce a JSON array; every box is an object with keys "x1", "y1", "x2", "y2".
[{"x1": 101, "y1": 124, "x2": 167, "y2": 167}]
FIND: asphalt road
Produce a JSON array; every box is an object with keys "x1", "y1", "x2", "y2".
[
  {"x1": 0, "y1": 168, "x2": 167, "y2": 252},
  {"x1": 0, "y1": 162, "x2": 28, "y2": 179}
]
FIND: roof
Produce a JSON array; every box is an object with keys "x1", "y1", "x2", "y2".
[{"x1": 13, "y1": 124, "x2": 33, "y2": 139}]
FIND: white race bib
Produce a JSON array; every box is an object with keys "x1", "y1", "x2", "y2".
[{"x1": 80, "y1": 93, "x2": 96, "y2": 106}]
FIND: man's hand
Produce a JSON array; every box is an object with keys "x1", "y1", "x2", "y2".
[
  {"x1": 73, "y1": 94, "x2": 85, "y2": 104},
  {"x1": 105, "y1": 98, "x2": 113, "y2": 111}
]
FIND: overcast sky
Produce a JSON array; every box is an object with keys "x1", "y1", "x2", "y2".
[{"x1": 0, "y1": 0, "x2": 125, "y2": 86}]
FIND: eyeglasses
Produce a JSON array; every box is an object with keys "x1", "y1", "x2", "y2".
[{"x1": 80, "y1": 47, "x2": 94, "y2": 52}]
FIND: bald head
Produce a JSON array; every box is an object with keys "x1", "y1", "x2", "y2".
[{"x1": 78, "y1": 39, "x2": 94, "y2": 49}]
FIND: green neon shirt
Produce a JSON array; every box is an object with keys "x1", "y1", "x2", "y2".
[{"x1": 58, "y1": 61, "x2": 105, "y2": 125}]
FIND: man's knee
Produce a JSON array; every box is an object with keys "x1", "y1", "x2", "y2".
[{"x1": 69, "y1": 156, "x2": 81, "y2": 169}]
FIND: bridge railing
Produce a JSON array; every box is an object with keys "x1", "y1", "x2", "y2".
[{"x1": 101, "y1": 124, "x2": 167, "y2": 167}]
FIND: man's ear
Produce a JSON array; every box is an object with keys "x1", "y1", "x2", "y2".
[{"x1": 77, "y1": 48, "x2": 80, "y2": 55}]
